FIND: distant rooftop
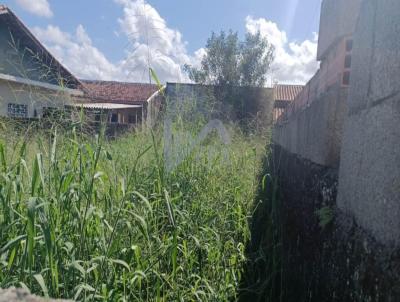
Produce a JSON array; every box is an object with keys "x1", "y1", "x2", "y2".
[
  {"x1": 274, "y1": 84, "x2": 304, "y2": 102},
  {"x1": 81, "y1": 80, "x2": 160, "y2": 104}
]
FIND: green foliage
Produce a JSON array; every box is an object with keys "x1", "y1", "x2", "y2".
[
  {"x1": 238, "y1": 160, "x2": 282, "y2": 301},
  {"x1": 0, "y1": 123, "x2": 266, "y2": 301},
  {"x1": 184, "y1": 30, "x2": 274, "y2": 88},
  {"x1": 316, "y1": 206, "x2": 334, "y2": 229},
  {"x1": 240, "y1": 32, "x2": 275, "y2": 87}
]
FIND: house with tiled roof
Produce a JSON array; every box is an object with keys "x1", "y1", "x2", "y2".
[
  {"x1": 0, "y1": 5, "x2": 164, "y2": 128},
  {"x1": 73, "y1": 80, "x2": 164, "y2": 127},
  {"x1": 273, "y1": 84, "x2": 303, "y2": 122}
]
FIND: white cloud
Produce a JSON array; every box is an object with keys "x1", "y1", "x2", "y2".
[
  {"x1": 115, "y1": 0, "x2": 192, "y2": 83},
  {"x1": 192, "y1": 48, "x2": 206, "y2": 68},
  {"x1": 32, "y1": 0, "x2": 195, "y2": 83},
  {"x1": 32, "y1": 25, "x2": 122, "y2": 80},
  {"x1": 15, "y1": 0, "x2": 53, "y2": 18},
  {"x1": 29, "y1": 2, "x2": 318, "y2": 85},
  {"x1": 245, "y1": 16, "x2": 319, "y2": 84}
]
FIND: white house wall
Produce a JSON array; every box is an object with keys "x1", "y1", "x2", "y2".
[{"x1": 0, "y1": 78, "x2": 74, "y2": 118}]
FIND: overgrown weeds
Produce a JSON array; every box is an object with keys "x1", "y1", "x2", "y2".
[
  {"x1": 0, "y1": 120, "x2": 267, "y2": 301},
  {"x1": 238, "y1": 150, "x2": 282, "y2": 302}
]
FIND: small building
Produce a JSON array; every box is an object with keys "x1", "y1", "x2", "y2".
[
  {"x1": 74, "y1": 80, "x2": 164, "y2": 128},
  {"x1": 273, "y1": 84, "x2": 303, "y2": 122},
  {"x1": 0, "y1": 5, "x2": 83, "y2": 119}
]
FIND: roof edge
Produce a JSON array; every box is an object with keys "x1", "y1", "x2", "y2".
[
  {"x1": 1, "y1": 6, "x2": 83, "y2": 89},
  {"x1": 0, "y1": 72, "x2": 84, "y2": 96},
  {"x1": 81, "y1": 79, "x2": 158, "y2": 86}
]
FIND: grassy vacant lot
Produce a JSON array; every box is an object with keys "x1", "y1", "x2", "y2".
[{"x1": 0, "y1": 119, "x2": 269, "y2": 301}]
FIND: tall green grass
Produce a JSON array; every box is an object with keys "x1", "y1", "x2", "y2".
[{"x1": 0, "y1": 120, "x2": 268, "y2": 301}]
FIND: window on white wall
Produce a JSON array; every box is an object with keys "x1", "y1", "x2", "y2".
[
  {"x1": 8, "y1": 103, "x2": 28, "y2": 118},
  {"x1": 110, "y1": 113, "x2": 118, "y2": 123}
]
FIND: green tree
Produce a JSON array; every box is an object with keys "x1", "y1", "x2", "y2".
[{"x1": 184, "y1": 30, "x2": 274, "y2": 88}]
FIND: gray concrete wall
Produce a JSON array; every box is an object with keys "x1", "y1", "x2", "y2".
[
  {"x1": 166, "y1": 83, "x2": 274, "y2": 129},
  {"x1": 268, "y1": 0, "x2": 400, "y2": 298},
  {"x1": 273, "y1": 86, "x2": 348, "y2": 168},
  {"x1": 337, "y1": 0, "x2": 400, "y2": 246},
  {"x1": 275, "y1": 0, "x2": 400, "y2": 247},
  {"x1": 261, "y1": 144, "x2": 400, "y2": 301},
  {"x1": 317, "y1": 0, "x2": 362, "y2": 60}
]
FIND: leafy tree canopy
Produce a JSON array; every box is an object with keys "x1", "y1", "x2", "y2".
[{"x1": 184, "y1": 30, "x2": 275, "y2": 88}]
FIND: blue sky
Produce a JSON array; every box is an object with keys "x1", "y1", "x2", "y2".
[{"x1": 2, "y1": 0, "x2": 322, "y2": 84}]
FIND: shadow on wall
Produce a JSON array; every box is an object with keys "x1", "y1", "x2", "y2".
[{"x1": 240, "y1": 143, "x2": 400, "y2": 302}]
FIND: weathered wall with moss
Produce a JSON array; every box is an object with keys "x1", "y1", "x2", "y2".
[
  {"x1": 337, "y1": 0, "x2": 400, "y2": 247},
  {"x1": 271, "y1": 145, "x2": 400, "y2": 301},
  {"x1": 270, "y1": 0, "x2": 400, "y2": 300}
]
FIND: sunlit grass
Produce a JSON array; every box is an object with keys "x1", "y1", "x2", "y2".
[{"x1": 0, "y1": 120, "x2": 268, "y2": 301}]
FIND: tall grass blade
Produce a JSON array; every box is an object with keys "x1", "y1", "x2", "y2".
[{"x1": 34, "y1": 274, "x2": 49, "y2": 298}]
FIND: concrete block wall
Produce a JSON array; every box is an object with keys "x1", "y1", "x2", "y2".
[
  {"x1": 337, "y1": 0, "x2": 400, "y2": 246},
  {"x1": 274, "y1": 0, "x2": 400, "y2": 247},
  {"x1": 273, "y1": 86, "x2": 348, "y2": 168},
  {"x1": 269, "y1": 0, "x2": 400, "y2": 298},
  {"x1": 317, "y1": 0, "x2": 361, "y2": 60}
]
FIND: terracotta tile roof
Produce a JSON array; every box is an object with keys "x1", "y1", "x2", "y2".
[
  {"x1": 274, "y1": 84, "x2": 304, "y2": 102},
  {"x1": 81, "y1": 80, "x2": 160, "y2": 104}
]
